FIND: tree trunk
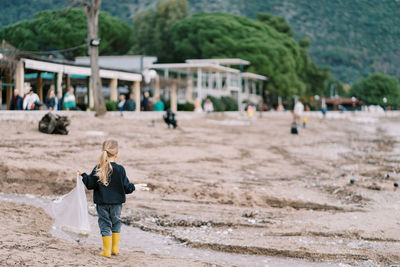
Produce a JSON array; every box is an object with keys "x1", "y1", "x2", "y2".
[
  {"x1": 5, "y1": 72, "x2": 12, "y2": 110},
  {"x1": 85, "y1": 0, "x2": 106, "y2": 116}
]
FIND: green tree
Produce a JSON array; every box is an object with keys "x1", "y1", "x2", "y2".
[
  {"x1": 1, "y1": 0, "x2": 400, "y2": 84},
  {"x1": 0, "y1": 8, "x2": 134, "y2": 59},
  {"x1": 350, "y1": 73, "x2": 400, "y2": 106},
  {"x1": 256, "y1": 13, "x2": 293, "y2": 36},
  {"x1": 132, "y1": 0, "x2": 189, "y2": 62},
  {"x1": 298, "y1": 39, "x2": 330, "y2": 98},
  {"x1": 171, "y1": 12, "x2": 326, "y2": 97}
]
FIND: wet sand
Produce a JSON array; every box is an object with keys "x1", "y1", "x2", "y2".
[
  {"x1": 1, "y1": 110, "x2": 400, "y2": 266},
  {"x1": 0, "y1": 200, "x2": 214, "y2": 266}
]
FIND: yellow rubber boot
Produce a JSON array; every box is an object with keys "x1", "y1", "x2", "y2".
[
  {"x1": 100, "y1": 236, "x2": 112, "y2": 257},
  {"x1": 112, "y1": 233, "x2": 120, "y2": 255}
]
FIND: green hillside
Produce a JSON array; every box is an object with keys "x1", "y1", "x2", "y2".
[{"x1": 1, "y1": 0, "x2": 399, "y2": 83}]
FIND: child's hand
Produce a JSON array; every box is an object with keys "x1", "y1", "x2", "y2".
[
  {"x1": 135, "y1": 184, "x2": 149, "y2": 191},
  {"x1": 77, "y1": 170, "x2": 83, "y2": 176}
]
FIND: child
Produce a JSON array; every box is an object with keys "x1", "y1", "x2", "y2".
[
  {"x1": 302, "y1": 117, "x2": 308, "y2": 128},
  {"x1": 77, "y1": 139, "x2": 135, "y2": 257}
]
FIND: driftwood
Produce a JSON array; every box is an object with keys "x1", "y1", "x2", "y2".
[{"x1": 38, "y1": 112, "x2": 70, "y2": 135}]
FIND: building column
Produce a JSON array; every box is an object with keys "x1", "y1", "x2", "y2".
[
  {"x1": 134, "y1": 81, "x2": 141, "y2": 112},
  {"x1": 89, "y1": 76, "x2": 94, "y2": 109},
  {"x1": 208, "y1": 72, "x2": 213, "y2": 90},
  {"x1": 244, "y1": 78, "x2": 249, "y2": 98},
  {"x1": 170, "y1": 80, "x2": 177, "y2": 113},
  {"x1": 252, "y1": 80, "x2": 256, "y2": 95},
  {"x1": 110, "y1": 78, "x2": 118, "y2": 101},
  {"x1": 197, "y1": 68, "x2": 202, "y2": 101},
  {"x1": 186, "y1": 74, "x2": 193, "y2": 103},
  {"x1": 15, "y1": 61, "x2": 24, "y2": 97},
  {"x1": 217, "y1": 72, "x2": 222, "y2": 90},
  {"x1": 36, "y1": 72, "x2": 43, "y2": 102},
  {"x1": 226, "y1": 72, "x2": 230, "y2": 89},
  {"x1": 154, "y1": 76, "x2": 160, "y2": 99},
  {"x1": 56, "y1": 72, "x2": 63, "y2": 96},
  {"x1": 236, "y1": 74, "x2": 242, "y2": 111}
]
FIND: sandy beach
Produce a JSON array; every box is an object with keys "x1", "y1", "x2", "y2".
[{"x1": 1, "y1": 110, "x2": 400, "y2": 266}]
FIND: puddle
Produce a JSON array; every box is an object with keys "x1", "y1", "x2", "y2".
[{"x1": 0, "y1": 192, "x2": 346, "y2": 267}]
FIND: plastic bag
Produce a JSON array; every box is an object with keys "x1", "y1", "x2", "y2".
[{"x1": 52, "y1": 173, "x2": 91, "y2": 236}]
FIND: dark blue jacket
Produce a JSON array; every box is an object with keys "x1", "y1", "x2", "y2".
[
  {"x1": 82, "y1": 162, "x2": 135, "y2": 204},
  {"x1": 10, "y1": 95, "x2": 23, "y2": 110},
  {"x1": 57, "y1": 97, "x2": 63, "y2": 110}
]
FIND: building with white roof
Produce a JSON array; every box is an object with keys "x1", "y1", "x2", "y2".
[
  {"x1": 148, "y1": 58, "x2": 267, "y2": 111},
  {"x1": 1, "y1": 46, "x2": 266, "y2": 112},
  {"x1": 75, "y1": 55, "x2": 157, "y2": 73}
]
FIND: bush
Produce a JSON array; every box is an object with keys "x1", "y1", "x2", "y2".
[
  {"x1": 350, "y1": 73, "x2": 400, "y2": 106},
  {"x1": 177, "y1": 102, "x2": 194, "y2": 111},
  {"x1": 220, "y1": 96, "x2": 238, "y2": 111},
  {"x1": 203, "y1": 95, "x2": 226, "y2": 112},
  {"x1": 105, "y1": 100, "x2": 118, "y2": 111}
]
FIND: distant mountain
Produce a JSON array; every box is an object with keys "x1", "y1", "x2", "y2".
[{"x1": 1, "y1": 0, "x2": 399, "y2": 83}]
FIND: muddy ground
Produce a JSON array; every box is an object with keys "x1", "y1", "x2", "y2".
[{"x1": 1, "y1": 111, "x2": 400, "y2": 266}]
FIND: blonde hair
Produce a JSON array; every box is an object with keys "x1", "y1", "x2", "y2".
[{"x1": 96, "y1": 139, "x2": 118, "y2": 186}]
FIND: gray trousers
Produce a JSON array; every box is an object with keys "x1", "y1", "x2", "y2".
[{"x1": 96, "y1": 204, "x2": 122, "y2": 236}]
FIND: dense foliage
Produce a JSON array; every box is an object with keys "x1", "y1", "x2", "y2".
[
  {"x1": 220, "y1": 96, "x2": 238, "y2": 111},
  {"x1": 188, "y1": 0, "x2": 400, "y2": 84},
  {"x1": 132, "y1": 0, "x2": 188, "y2": 62},
  {"x1": 105, "y1": 100, "x2": 118, "y2": 111},
  {"x1": 2, "y1": 0, "x2": 397, "y2": 83},
  {"x1": 2, "y1": 0, "x2": 398, "y2": 102},
  {"x1": 177, "y1": 102, "x2": 194, "y2": 111},
  {"x1": 203, "y1": 96, "x2": 226, "y2": 112},
  {"x1": 0, "y1": 8, "x2": 134, "y2": 59},
  {"x1": 170, "y1": 12, "x2": 328, "y2": 97},
  {"x1": 350, "y1": 73, "x2": 400, "y2": 106}
]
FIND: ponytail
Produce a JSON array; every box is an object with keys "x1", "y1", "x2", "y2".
[{"x1": 96, "y1": 139, "x2": 118, "y2": 186}]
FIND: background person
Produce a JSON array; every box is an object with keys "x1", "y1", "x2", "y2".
[
  {"x1": 56, "y1": 91, "x2": 63, "y2": 111},
  {"x1": 321, "y1": 103, "x2": 327, "y2": 119},
  {"x1": 10, "y1": 89, "x2": 23, "y2": 110},
  {"x1": 23, "y1": 89, "x2": 41, "y2": 110},
  {"x1": 294, "y1": 99, "x2": 304, "y2": 125},
  {"x1": 45, "y1": 89, "x2": 57, "y2": 110},
  {"x1": 117, "y1": 94, "x2": 126, "y2": 112},
  {"x1": 203, "y1": 98, "x2": 214, "y2": 113},
  {"x1": 194, "y1": 98, "x2": 203, "y2": 113},
  {"x1": 63, "y1": 87, "x2": 77, "y2": 110},
  {"x1": 153, "y1": 96, "x2": 165, "y2": 111},
  {"x1": 277, "y1": 103, "x2": 284, "y2": 112},
  {"x1": 146, "y1": 97, "x2": 154, "y2": 111},
  {"x1": 141, "y1": 91, "x2": 149, "y2": 111},
  {"x1": 124, "y1": 93, "x2": 136, "y2": 111}
]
